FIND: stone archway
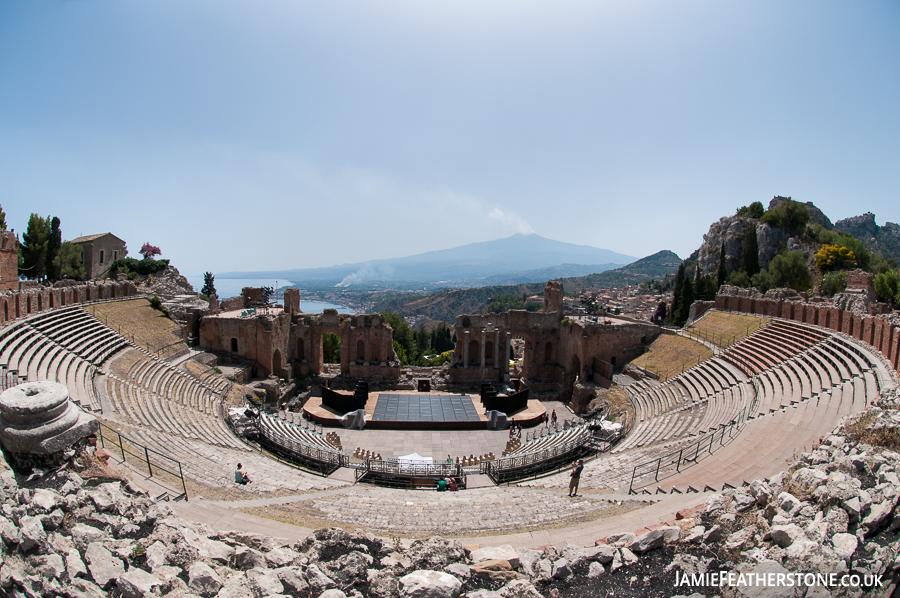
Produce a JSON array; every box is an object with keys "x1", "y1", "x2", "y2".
[
  {"x1": 273, "y1": 349, "x2": 283, "y2": 378},
  {"x1": 468, "y1": 340, "x2": 480, "y2": 365}
]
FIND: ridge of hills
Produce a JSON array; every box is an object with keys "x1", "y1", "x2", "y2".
[
  {"x1": 218, "y1": 233, "x2": 636, "y2": 289},
  {"x1": 371, "y1": 250, "x2": 681, "y2": 321}
]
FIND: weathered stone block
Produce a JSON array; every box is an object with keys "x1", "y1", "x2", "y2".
[{"x1": 0, "y1": 382, "x2": 98, "y2": 455}]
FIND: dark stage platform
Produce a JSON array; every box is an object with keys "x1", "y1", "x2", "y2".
[{"x1": 372, "y1": 394, "x2": 479, "y2": 422}]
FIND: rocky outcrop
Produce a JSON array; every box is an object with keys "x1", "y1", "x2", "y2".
[
  {"x1": 835, "y1": 212, "x2": 879, "y2": 241},
  {"x1": 696, "y1": 216, "x2": 757, "y2": 277},
  {"x1": 136, "y1": 265, "x2": 197, "y2": 301}
]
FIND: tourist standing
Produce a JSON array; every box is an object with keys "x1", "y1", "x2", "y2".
[
  {"x1": 568, "y1": 459, "x2": 583, "y2": 496},
  {"x1": 551, "y1": 410, "x2": 557, "y2": 426}
]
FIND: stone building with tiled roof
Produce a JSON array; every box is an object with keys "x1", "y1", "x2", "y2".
[{"x1": 70, "y1": 233, "x2": 127, "y2": 280}]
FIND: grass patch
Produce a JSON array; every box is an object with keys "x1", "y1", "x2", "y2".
[
  {"x1": 86, "y1": 299, "x2": 186, "y2": 358},
  {"x1": 684, "y1": 310, "x2": 770, "y2": 348},
  {"x1": 843, "y1": 412, "x2": 900, "y2": 451},
  {"x1": 631, "y1": 334, "x2": 713, "y2": 381}
]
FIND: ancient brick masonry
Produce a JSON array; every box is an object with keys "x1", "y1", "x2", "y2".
[
  {"x1": 0, "y1": 280, "x2": 137, "y2": 325},
  {"x1": 198, "y1": 291, "x2": 400, "y2": 382},
  {"x1": 449, "y1": 282, "x2": 662, "y2": 401},
  {"x1": 715, "y1": 289, "x2": 900, "y2": 376}
]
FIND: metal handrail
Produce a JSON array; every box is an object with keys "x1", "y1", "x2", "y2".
[
  {"x1": 254, "y1": 414, "x2": 348, "y2": 467},
  {"x1": 96, "y1": 421, "x2": 187, "y2": 501},
  {"x1": 626, "y1": 375, "x2": 760, "y2": 494}
]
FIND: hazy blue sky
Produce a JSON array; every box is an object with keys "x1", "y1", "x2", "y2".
[{"x1": 1, "y1": 1, "x2": 898, "y2": 278}]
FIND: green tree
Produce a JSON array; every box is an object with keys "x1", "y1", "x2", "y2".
[
  {"x1": 769, "y1": 251, "x2": 812, "y2": 292},
  {"x1": 675, "y1": 272, "x2": 694, "y2": 326},
  {"x1": 54, "y1": 241, "x2": 85, "y2": 280},
  {"x1": 666, "y1": 263, "x2": 686, "y2": 325},
  {"x1": 0, "y1": 204, "x2": 6, "y2": 230},
  {"x1": 322, "y1": 333, "x2": 342, "y2": 363},
  {"x1": 717, "y1": 242, "x2": 727, "y2": 288},
  {"x1": 760, "y1": 198, "x2": 810, "y2": 234},
  {"x1": 751, "y1": 269, "x2": 773, "y2": 293},
  {"x1": 45, "y1": 216, "x2": 62, "y2": 280},
  {"x1": 383, "y1": 312, "x2": 416, "y2": 363},
  {"x1": 874, "y1": 271, "x2": 899, "y2": 305},
  {"x1": 736, "y1": 201, "x2": 764, "y2": 219},
  {"x1": 728, "y1": 270, "x2": 751, "y2": 288},
  {"x1": 741, "y1": 226, "x2": 760, "y2": 276},
  {"x1": 200, "y1": 272, "x2": 217, "y2": 298},
  {"x1": 820, "y1": 271, "x2": 847, "y2": 297},
  {"x1": 19, "y1": 214, "x2": 51, "y2": 280}
]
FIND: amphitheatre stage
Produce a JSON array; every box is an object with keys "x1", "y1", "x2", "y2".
[{"x1": 303, "y1": 390, "x2": 547, "y2": 430}]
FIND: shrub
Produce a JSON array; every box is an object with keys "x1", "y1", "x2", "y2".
[
  {"x1": 727, "y1": 270, "x2": 751, "y2": 288},
  {"x1": 149, "y1": 296, "x2": 163, "y2": 311},
  {"x1": 760, "y1": 198, "x2": 810, "y2": 234},
  {"x1": 110, "y1": 257, "x2": 169, "y2": 277},
  {"x1": 735, "y1": 201, "x2": 765, "y2": 219},
  {"x1": 820, "y1": 271, "x2": 847, "y2": 297},
  {"x1": 770, "y1": 251, "x2": 811, "y2": 292},
  {"x1": 751, "y1": 269, "x2": 773, "y2": 293},
  {"x1": 815, "y1": 245, "x2": 856, "y2": 272},
  {"x1": 874, "y1": 271, "x2": 899, "y2": 304}
]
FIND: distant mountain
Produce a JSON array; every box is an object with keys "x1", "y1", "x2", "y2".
[
  {"x1": 370, "y1": 250, "x2": 681, "y2": 321},
  {"x1": 558, "y1": 250, "x2": 682, "y2": 291},
  {"x1": 479, "y1": 262, "x2": 625, "y2": 286},
  {"x1": 218, "y1": 234, "x2": 636, "y2": 288}
]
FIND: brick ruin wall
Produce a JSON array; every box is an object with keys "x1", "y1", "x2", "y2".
[
  {"x1": 449, "y1": 309, "x2": 662, "y2": 400},
  {"x1": 0, "y1": 281, "x2": 137, "y2": 326},
  {"x1": 715, "y1": 293, "x2": 900, "y2": 376},
  {"x1": 198, "y1": 308, "x2": 400, "y2": 382}
]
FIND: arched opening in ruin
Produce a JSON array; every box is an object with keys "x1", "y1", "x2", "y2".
[
  {"x1": 60, "y1": 293, "x2": 66, "y2": 306},
  {"x1": 49, "y1": 294, "x2": 54, "y2": 308},
  {"x1": 510, "y1": 336, "x2": 526, "y2": 377},
  {"x1": 570, "y1": 355, "x2": 582, "y2": 384},
  {"x1": 230, "y1": 338, "x2": 238, "y2": 352},
  {"x1": 37, "y1": 295, "x2": 42, "y2": 311},
  {"x1": 296, "y1": 339, "x2": 305, "y2": 360},
  {"x1": 356, "y1": 340, "x2": 365, "y2": 362},
  {"x1": 322, "y1": 333, "x2": 342, "y2": 364},
  {"x1": 371, "y1": 345, "x2": 379, "y2": 363},
  {"x1": 468, "y1": 340, "x2": 480, "y2": 366},
  {"x1": 3, "y1": 300, "x2": 7, "y2": 321},
  {"x1": 272, "y1": 349, "x2": 283, "y2": 378},
  {"x1": 484, "y1": 341, "x2": 494, "y2": 366},
  {"x1": 610, "y1": 356, "x2": 617, "y2": 367},
  {"x1": 544, "y1": 341, "x2": 553, "y2": 363}
]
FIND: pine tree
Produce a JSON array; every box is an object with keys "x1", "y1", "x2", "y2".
[
  {"x1": 741, "y1": 225, "x2": 760, "y2": 276},
  {"x1": 45, "y1": 216, "x2": 62, "y2": 280},
  {"x1": 200, "y1": 272, "x2": 216, "y2": 298},
  {"x1": 717, "y1": 242, "x2": 727, "y2": 288}
]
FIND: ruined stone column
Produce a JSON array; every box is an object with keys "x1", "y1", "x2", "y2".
[
  {"x1": 504, "y1": 331, "x2": 511, "y2": 376},
  {"x1": 0, "y1": 381, "x2": 98, "y2": 459},
  {"x1": 480, "y1": 329, "x2": 486, "y2": 370},
  {"x1": 463, "y1": 330, "x2": 470, "y2": 366}
]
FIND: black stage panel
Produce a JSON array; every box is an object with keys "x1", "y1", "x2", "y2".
[{"x1": 372, "y1": 394, "x2": 479, "y2": 422}]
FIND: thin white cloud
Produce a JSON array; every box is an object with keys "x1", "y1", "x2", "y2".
[{"x1": 487, "y1": 208, "x2": 534, "y2": 235}]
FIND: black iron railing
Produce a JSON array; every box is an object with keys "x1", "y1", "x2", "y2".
[{"x1": 97, "y1": 421, "x2": 187, "y2": 501}]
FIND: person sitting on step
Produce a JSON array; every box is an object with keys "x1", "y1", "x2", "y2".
[{"x1": 235, "y1": 463, "x2": 252, "y2": 485}]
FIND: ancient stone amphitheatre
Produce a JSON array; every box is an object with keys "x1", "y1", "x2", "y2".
[{"x1": 1, "y1": 259, "x2": 897, "y2": 550}]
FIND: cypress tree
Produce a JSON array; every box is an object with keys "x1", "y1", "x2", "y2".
[
  {"x1": 742, "y1": 225, "x2": 760, "y2": 276},
  {"x1": 717, "y1": 242, "x2": 727, "y2": 288},
  {"x1": 46, "y1": 216, "x2": 62, "y2": 280},
  {"x1": 668, "y1": 263, "x2": 685, "y2": 325},
  {"x1": 677, "y1": 272, "x2": 694, "y2": 326}
]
